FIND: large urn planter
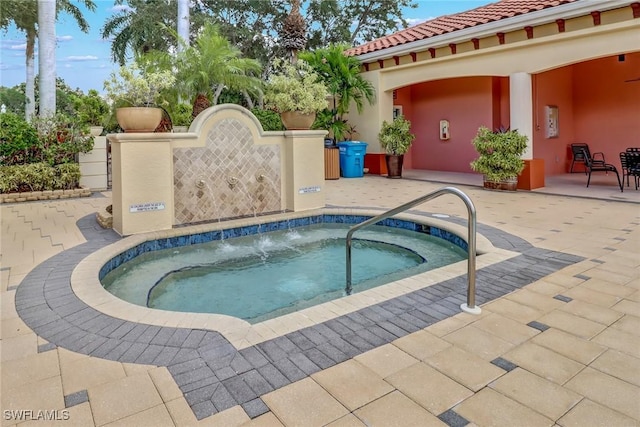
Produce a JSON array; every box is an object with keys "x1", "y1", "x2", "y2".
[
  {"x1": 89, "y1": 126, "x2": 104, "y2": 136},
  {"x1": 280, "y1": 111, "x2": 316, "y2": 130},
  {"x1": 116, "y1": 107, "x2": 163, "y2": 133},
  {"x1": 482, "y1": 176, "x2": 518, "y2": 191},
  {"x1": 385, "y1": 154, "x2": 404, "y2": 179}
]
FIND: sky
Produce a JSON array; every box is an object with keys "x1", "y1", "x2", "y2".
[{"x1": 0, "y1": 0, "x2": 490, "y2": 94}]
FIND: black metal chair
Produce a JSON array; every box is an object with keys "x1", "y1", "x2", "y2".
[
  {"x1": 570, "y1": 143, "x2": 606, "y2": 173},
  {"x1": 621, "y1": 151, "x2": 640, "y2": 190},
  {"x1": 583, "y1": 149, "x2": 622, "y2": 191}
]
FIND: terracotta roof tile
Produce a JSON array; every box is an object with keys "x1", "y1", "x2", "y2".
[{"x1": 347, "y1": 0, "x2": 578, "y2": 56}]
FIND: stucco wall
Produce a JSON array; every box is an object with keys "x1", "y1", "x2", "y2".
[
  {"x1": 573, "y1": 53, "x2": 640, "y2": 163},
  {"x1": 533, "y1": 66, "x2": 575, "y2": 175},
  {"x1": 406, "y1": 77, "x2": 498, "y2": 173}
]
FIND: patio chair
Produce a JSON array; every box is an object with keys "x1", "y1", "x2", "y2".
[
  {"x1": 570, "y1": 143, "x2": 605, "y2": 173},
  {"x1": 620, "y1": 151, "x2": 640, "y2": 190},
  {"x1": 583, "y1": 149, "x2": 622, "y2": 192}
]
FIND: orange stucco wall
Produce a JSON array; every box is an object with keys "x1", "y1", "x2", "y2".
[
  {"x1": 398, "y1": 76, "x2": 509, "y2": 173},
  {"x1": 532, "y1": 66, "x2": 575, "y2": 175},
  {"x1": 533, "y1": 53, "x2": 640, "y2": 175},
  {"x1": 391, "y1": 54, "x2": 639, "y2": 177},
  {"x1": 572, "y1": 53, "x2": 640, "y2": 168}
]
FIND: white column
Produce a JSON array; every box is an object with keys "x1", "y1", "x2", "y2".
[{"x1": 509, "y1": 72, "x2": 533, "y2": 160}]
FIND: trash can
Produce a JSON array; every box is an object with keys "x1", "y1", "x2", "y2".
[{"x1": 337, "y1": 141, "x2": 368, "y2": 178}]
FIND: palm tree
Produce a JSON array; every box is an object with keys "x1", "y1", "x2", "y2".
[
  {"x1": 1, "y1": 1, "x2": 37, "y2": 119},
  {"x1": 0, "y1": 0, "x2": 95, "y2": 119},
  {"x1": 175, "y1": 24, "x2": 263, "y2": 118},
  {"x1": 300, "y1": 44, "x2": 375, "y2": 142},
  {"x1": 177, "y1": 0, "x2": 189, "y2": 52},
  {"x1": 101, "y1": 0, "x2": 176, "y2": 66},
  {"x1": 280, "y1": 0, "x2": 306, "y2": 63},
  {"x1": 38, "y1": 0, "x2": 56, "y2": 116}
]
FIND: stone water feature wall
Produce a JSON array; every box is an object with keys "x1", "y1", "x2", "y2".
[
  {"x1": 107, "y1": 104, "x2": 326, "y2": 236},
  {"x1": 173, "y1": 117, "x2": 281, "y2": 225}
]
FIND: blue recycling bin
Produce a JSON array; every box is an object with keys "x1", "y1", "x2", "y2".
[{"x1": 337, "y1": 141, "x2": 368, "y2": 178}]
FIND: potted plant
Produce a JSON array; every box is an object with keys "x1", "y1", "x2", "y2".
[
  {"x1": 378, "y1": 115, "x2": 415, "y2": 178},
  {"x1": 75, "y1": 89, "x2": 109, "y2": 136},
  {"x1": 470, "y1": 126, "x2": 528, "y2": 191},
  {"x1": 264, "y1": 58, "x2": 329, "y2": 130},
  {"x1": 103, "y1": 62, "x2": 175, "y2": 132}
]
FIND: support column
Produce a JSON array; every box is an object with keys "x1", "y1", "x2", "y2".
[
  {"x1": 510, "y1": 72, "x2": 545, "y2": 189},
  {"x1": 109, "y1": 133, "x2": 175, "y2": 236},
  {"x1": 283, "y1": 130, "x2": 327, "y2": 212},
  {"x1": 509, "y1": 72, "x2": 533, "y2": 160}
]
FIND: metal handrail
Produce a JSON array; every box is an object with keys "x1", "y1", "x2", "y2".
[{"x1": 345, "y1": 186, "x2": 480, "y2": 314}]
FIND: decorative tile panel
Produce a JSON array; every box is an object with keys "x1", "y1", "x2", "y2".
[{"x1": 174, "y1": 118, "x2": 281, "y2": 225}]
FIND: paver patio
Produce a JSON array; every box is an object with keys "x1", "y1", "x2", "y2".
[{"x1": 1, "y1": 175, "x2": 638, "y2": 426}]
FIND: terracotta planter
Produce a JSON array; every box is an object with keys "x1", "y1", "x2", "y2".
[
  {"x1": 385, "y1": 154, "x2": 404, "y2": 179},
  {"x1": 483, "y1": 176, "x2": 518, "y2": 191},
  {"x1": 280, "y1": 111, "x2": 316, "y2": 130},
  {"x1": 116, "y1": 107, "x2": 163, "y2": 133}
]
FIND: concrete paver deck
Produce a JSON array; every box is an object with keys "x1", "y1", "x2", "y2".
[{"x1": 1, "y1": 176, "x2": 638, "y2": 426}]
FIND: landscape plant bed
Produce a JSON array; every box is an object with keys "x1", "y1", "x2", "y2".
[{"x1": 0, "y1": 187, "x2": 92, "y2": 204}]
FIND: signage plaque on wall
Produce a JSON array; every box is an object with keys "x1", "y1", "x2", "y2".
[
  {"x1": 298, "y1": 186, "x2": 321, "y2": 194},
  {"x1": 129, "y1": 202, "x2": 166, "y2": 213}
]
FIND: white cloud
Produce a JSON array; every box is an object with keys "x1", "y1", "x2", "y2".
[
  {"x1": 0, "y1": 40, "x2": 26, "y2": 51},
  {"x1": 0, "y1": 64, "x2": 23, "y2": 71},
  {"x1": 65, "y1": 55, "x2": 99, "y2": 62},
  {"x1": 57, "y1": 35, "x2": 73, "y2": 42},
  {"x1": 407, "y1": 17, "x2": 435, "y2": 26},
  {"x1": 111, "y1": 4, "x2": 134, "y2": 13}
]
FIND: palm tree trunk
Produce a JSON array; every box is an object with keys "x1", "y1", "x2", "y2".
[
  {"x1": 38, "y1": 0, "x2": 56, "y2": 116},
  {"x1": 177, "y1": 0, "x2": 189, "y2": 52},
  {"x1": 212, "y1": 85, "x2": 224, "y2": 105},
  {"x1": 25, "y1": 27, "x2": 36, "y2": 121},
  {"x1": 192, "y1": 93, "x2": 210, "y2": 118}
]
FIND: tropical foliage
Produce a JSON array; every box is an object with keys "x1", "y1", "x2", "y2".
[
  {"x1": 301, "y1": 44, "x2": 374, "y2": 142},
  {"x1": 0, "y1": 112, "x2": 93, "y2": 167},
  {"x1": 263, "y1": 59, "x2": 328, "y2": 115},
  {"x1": 73, "y1": 89, "x2": 110, "y2": 126},
  {"x1": 101, "y1": 0, "x2": 178, "y2": 66},
  {"x1": 174, "y1": 23, "x2": 263, "y2": 117},
  {"x1": 103, "y1": 62, "x2": 175, "y2": 108},
  {"x1": 470, "y1": 126, "x2": 528, "y2": 182},
  {"x1": 0, "y1": 0, "x2": 96, "y2": 119},
  {"x1": 378, "y1": 115, "x2": 415, "y2": 155}
]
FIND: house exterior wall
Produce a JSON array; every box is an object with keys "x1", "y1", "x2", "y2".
[
  {"x1": 532, "y1": 66, "x2": 575, "y2": 175},
  {"x1": 573, "y1": 53, "x2": 640, "y2": 164},
  {"x1": 405, "y1": 77, "x2": 496, "y2": 173},
  {"x1": 350, "y1": 12, "x2": 639, "y2": 179}
]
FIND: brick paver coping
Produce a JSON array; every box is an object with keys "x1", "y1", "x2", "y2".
[{"x1": 15, "y1": 212, "x2": 584, "y2": 420}]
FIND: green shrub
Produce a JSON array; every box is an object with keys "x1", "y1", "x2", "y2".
[
  {"x1": 0, "y1": 162, "x2": 81, "y2": 193},
  {"x1": 251, "y1": 108, "x2": 285, "y2": 131},
  {"x1": 31, "y1": 113, "x2": 94, "y2": 165},
  {"x1": 170, "y1": 103, "x2": 193, "y2": 127},
  {"x1": 54, "y1": 163, "x2": 81, "y2": 189},
  {"x1": 0, "y1": 112, "x2": 39, "y2": 165},
  {"x1": 0, "y1": 166, "x2": 19, "y2": 193}
]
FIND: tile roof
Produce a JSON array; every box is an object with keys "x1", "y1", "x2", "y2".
[{"x1": 346, "y1": 0, "x2": 578, "y2": 56}]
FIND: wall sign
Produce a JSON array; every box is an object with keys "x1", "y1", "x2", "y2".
[
  {"x1": 298, "y1": 186, "x2": 321, "y2": 194},
  {"x1": 129, "y1": 202, "x2": 165, "y2": 213}
]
